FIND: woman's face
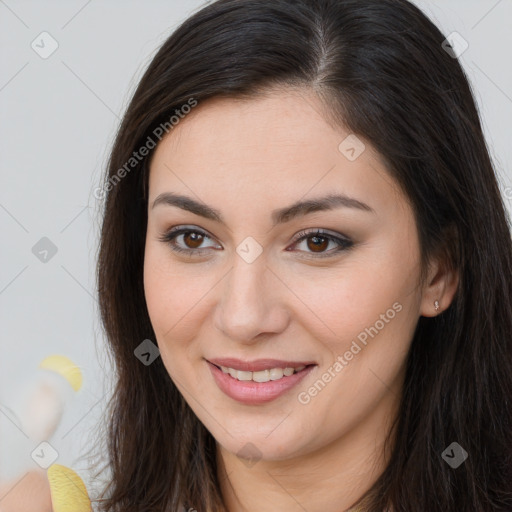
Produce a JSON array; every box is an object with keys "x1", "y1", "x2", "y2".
[{"x1": 144, "y1": 88, "x2": 430, "y2": 462}]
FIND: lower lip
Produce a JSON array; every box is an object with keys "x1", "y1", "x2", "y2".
[{"x1": 207, "y1": 361, "x2": 315, "y2": 405}]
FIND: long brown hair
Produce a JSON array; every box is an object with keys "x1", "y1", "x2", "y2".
[{"x1": 91, "y1": 0, "x2": 512, "y2": 510}]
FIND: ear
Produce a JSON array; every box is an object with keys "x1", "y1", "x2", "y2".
[{"x1": 420, "y1": 245, "x2": 459, "y2": 318}]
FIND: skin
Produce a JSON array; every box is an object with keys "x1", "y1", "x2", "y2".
[
  {"x1": 0, "y1": 470, "x2": 53, "y2": 512},
  {"x1": 143, "y1": 87, "x2": 458, "y2": 512}
]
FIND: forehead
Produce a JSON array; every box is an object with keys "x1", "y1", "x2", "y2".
[
  {"x1": 152, "y1": 89, "x2": 362, "y2": 166},
  {"x1": 147, "y1": 89, "x2": 404, "y2": 218}
]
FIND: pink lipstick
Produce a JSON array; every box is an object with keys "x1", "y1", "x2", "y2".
[{"x1": 206, "y1": 358, "x2": 316, "y2": 405}]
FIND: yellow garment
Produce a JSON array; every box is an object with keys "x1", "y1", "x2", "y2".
[{"x1": 47, "y1": 464, "x2": 91, "y2": 512}]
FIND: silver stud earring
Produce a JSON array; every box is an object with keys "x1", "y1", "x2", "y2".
[{"x1": 434, "y1": 300, "x2": 440, "y2": 312}]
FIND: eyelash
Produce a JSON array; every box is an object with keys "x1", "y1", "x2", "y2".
[{"x1": 157, "y1": 226, "x2": 354, "y2": 259}]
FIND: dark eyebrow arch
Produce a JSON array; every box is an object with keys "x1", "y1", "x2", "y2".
[{"x1": 151, "y1": 192, "x2": 375, "y2": 227}]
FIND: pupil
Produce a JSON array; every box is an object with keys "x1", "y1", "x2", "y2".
[
  {"x1": 185, "y1": 232, "x2": 203, "y2": 248},
  {"x1": 308, "y1": 235, "x2": 327, "y2": 252}
]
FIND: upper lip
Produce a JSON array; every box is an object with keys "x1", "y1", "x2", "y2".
[{"x1": 207, "y1": 358, "x2": 316, "y2": 372}]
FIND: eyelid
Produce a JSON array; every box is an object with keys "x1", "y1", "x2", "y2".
[{"x1": 290, "y1": 228, "x2": 352, "y2": 245}]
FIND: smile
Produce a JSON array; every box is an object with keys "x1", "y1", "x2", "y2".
[
  {"x1": 206, "y1": 359, "x2": 316, "y2": 404},
  {"x1": 218, "y1": 365, "x2": 306, "y2": 382}
]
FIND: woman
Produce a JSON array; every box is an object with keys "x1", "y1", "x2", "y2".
[{"x1": 90, "y1": 0, "x2": 512, "y2": 510}]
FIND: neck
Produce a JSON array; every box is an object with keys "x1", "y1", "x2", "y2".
[{"x1": 216, "y1": 386, "x2": 400, "y2": 512}]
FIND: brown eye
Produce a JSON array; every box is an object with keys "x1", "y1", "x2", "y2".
[
  {"x1": 158, "y1": 226, "x2": 221, "y2": 257},
  {"x1": 306, "y1": 235, "x2": 330, "y2": 253},
  {"x1": 182, "y1": 231, "x2": 204, "y2": 249},
  {"x1": 289, "y1": 229, "x2": 354, "y2": 258}
]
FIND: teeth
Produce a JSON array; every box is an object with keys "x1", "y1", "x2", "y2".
[
  {"x1": 237, "y1": 371, "x2": 252, "y2": 381},
  {"x1": 252, "y1": 370, "x2": 270, "y2": 382},
  {"x1": 219, "y1": 365, "x2": 307, "y2": 382},
  {"x1": 269, "y1": 368, "x2": 283, "y2": 380}
]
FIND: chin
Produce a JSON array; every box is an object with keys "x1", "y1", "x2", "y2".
[{"x1": 208, "y1": 417, "x2": 312, "y2": 463}]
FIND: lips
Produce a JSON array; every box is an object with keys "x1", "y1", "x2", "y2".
[
  {"x1": 207, "y1": 358, "x2": 316, "y2": 372},
  {"x1": 206, "y1": 357, "x2": 317, "y2": 405}
]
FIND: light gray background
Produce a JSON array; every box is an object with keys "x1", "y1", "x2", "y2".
[{"x1": 1, "y1": 0, "x2": 511, "y2": 498}]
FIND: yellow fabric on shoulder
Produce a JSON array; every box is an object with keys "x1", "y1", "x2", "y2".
[{"x1": 47, "y1": 464, "x2": 91, "y2": 512}]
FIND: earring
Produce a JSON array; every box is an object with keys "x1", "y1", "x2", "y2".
[{"x1": 434, "y1": 300, "x2": 440, "y2": 312}]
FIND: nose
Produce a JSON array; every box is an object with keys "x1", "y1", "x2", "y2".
[{"x1": 213, "y1": 253, "x2": 290, "y2": 344}]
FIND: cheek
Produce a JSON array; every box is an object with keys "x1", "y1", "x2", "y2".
[
  {"x1": 143, "y1": 241, "x2": 222, "y2": 385},
  {"x1": 144, "y1": 241, "x2": 205, "y2": 334},
  {"x1": 284, "y1": 243, "x2": 421, "y2": 422},
  {"x1": 283, "y1": 254, "x2": 416, "y2": 354},
  {"x1": 143, "y1": 248, "x2": 175, "y2": 337}
]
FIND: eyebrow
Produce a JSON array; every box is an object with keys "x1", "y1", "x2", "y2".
[{"x1": 151, "y1": 191, "x2": 375, "y2": 227}]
